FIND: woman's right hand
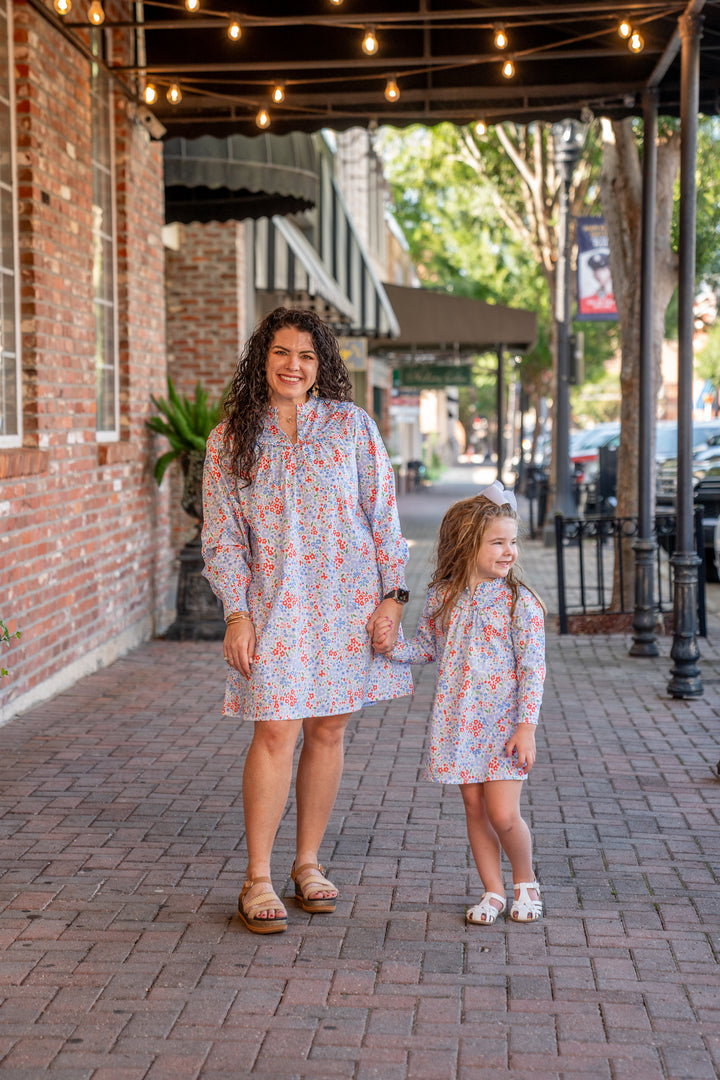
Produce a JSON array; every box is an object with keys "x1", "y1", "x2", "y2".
[{"x1": 224, "y1": 619, "x2": 256, "y2": 679}]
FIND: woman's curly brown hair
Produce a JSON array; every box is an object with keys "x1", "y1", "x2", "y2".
[
  {"x1": 222, "y1": 307, "x2": 352, "y2": 484},
  {"x1": 430, "y1": 494, "x2": 544, "y2": 628}
]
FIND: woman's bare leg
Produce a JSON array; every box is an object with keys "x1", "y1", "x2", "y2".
[
  {"x1": 242, "y1": 718, "x2": 302, "y2": 919},
  {"x1": 294, "y1": 713, "x2": 351, "y2": 899}
]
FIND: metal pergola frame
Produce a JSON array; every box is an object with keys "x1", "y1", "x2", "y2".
[{"x1": 30, "y1": 0, "x2": 718, "y2": 695}]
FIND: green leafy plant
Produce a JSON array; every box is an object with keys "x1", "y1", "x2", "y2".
[
  {"x1": 147, "y1": 377, "x2": 225, "y2": 484},
  {"x1": 1, "y1": 619, "x2": 20, "y2": 679}
]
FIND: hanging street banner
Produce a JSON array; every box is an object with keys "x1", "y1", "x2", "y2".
[
  {"x1": 576, "y1": 217, "x2": 618, "y2": 322},
  {"x1": 394, "y1": 364, "x2": 474, "y2": 389}
]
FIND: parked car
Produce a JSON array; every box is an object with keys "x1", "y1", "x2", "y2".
[
  {"x1": 569, "y1": 423, "x2": 621, "y2": 486},
  {"x1": 655, "y1": 419, "x2": 720, "y2": 580}
]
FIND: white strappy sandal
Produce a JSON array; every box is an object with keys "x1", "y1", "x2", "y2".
[
  {"x1": 511, "y1": 881, "x2": 542, "y2": 922},
  {"x1": 466, "y1": 891, "x2": 507, "y2": 925}
]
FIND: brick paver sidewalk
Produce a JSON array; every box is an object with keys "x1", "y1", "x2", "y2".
[{"x1": 1, "y1": 465, "x2": 719, "y2": 1079}]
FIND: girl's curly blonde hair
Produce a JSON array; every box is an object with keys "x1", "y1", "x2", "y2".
[{"x1": 429, "y1": 493, "x2": 544, "y2": 628}]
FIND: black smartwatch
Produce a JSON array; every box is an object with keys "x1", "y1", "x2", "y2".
[{"x1": 383, "y1": 588, "x2": 410, "y2": 605}]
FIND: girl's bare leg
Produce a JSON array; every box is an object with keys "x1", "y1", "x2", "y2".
[
  {"x1": 483, "y1": 779, "x2": 538, "y2": 904},
  {"x1": 294, "y1": 713, "x2": 351, "y2": 899},
  {"x1": 460, "y1": 783, "x2": 505, "y2": 913}
]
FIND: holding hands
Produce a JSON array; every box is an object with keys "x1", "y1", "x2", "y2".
[{"x1": 366, "y1": 598, "x2": 402, "y2": 655}]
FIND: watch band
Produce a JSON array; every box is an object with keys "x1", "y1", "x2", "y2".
[{"x1": 383, "y1": 588, "x2": 410, "y2": 605}]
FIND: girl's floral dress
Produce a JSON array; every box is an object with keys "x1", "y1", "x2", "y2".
[
  {"x1": 391, "y1": 579, "x2": 545, "y2": 783},
  {"x1": 202, "y1": 399, "x2": 413, "y2": 720}
]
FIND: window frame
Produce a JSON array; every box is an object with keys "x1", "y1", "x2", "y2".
[
  {"x1": 0, "y1": 0, "x2": 22, "y2": 449},
  {"x1": 90, "y1": 36, "x2": 120, "y2": 443}
]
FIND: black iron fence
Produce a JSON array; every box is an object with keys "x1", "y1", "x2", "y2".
[{"x1": 554, "y1": 508, "x2": 706, "y2": 636}]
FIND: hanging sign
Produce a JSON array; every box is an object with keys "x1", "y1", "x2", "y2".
[
  {"x1": 576, "y1": 217, "x2": 618, "y2": 322},
  {"x1": 394, "y1": 364, "x2": 473, "y2": 389}
]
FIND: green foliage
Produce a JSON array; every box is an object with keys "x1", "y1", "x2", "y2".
[
  {"x1": 147, "y1": 378, "x2": 225, "y2": 484},
  {"x1": 1, "y1": 619, "x2": 20, "y2": 679},
  {"x1": 696, "y1": 321, "x2": 720, "y2": 384},
  {"x1": 376, "y1": 121, "x2": 610, "y2": 399},
  {"x1": 672, "y1": 117, "x2": 720, "y2": 289}
]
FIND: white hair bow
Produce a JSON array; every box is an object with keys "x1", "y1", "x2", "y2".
[{"x1": 479, "y1": 480, "x2": 517, "y2": 511}]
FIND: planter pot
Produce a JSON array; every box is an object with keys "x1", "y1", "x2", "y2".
[{"x1": 165, "y1": 451, "x2": 225, "y2": 641}]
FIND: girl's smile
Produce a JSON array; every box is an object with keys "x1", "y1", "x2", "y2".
[{"x1": 469, "y1": 518, "x2": 518, "y2": 586}]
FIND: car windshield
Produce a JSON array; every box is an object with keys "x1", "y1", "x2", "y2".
[{"x1": 654, "y1": 423, "x2": 720, "y2": 457}]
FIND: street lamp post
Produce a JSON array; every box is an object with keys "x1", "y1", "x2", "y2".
[{"x1": 546, "y1": 119, "x2": 587, "y2": 535}]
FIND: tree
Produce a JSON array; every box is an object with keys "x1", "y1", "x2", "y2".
[{"x1": 378, "y1": 121, "x2": 615, "y2": 469}]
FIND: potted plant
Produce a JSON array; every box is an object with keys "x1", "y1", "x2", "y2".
[
  {"x1": 147, "y1": 377, "x2": 224, "y2": 527},
  {"x1": 147, "y1": 377, "x2": 226, "y2": 640}
]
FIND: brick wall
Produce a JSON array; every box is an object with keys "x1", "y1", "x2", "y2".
[
  {"x1": 164, "y1": 219, "x2": 250, "y2": 551},
  {"x1": 0, "y1": 1, "x2": 173, "y2": 722}
]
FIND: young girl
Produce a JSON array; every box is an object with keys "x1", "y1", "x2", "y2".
[{"x1": 376, "y1": 481, "x2": 545, "y2": 925}]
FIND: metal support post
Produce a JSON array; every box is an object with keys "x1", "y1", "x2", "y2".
[
  {"x1": 668, "y1": 11, "x2": 703, "y2": 698},
  {"x1": 496, "y1": 345, "x2": 505, "y2": 482},
  {"x1": 544, "y1": 120, "x2": 587, "y2": 543},
  {"x1": 630, "y1": 88, "x2": 660, "y2": 657}
]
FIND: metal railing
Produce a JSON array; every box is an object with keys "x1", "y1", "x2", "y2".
[{"x1": 555, "y1": 508, "x2": 706, "y2": 636}]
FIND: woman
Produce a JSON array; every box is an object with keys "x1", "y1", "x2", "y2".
[{"x1": 202, "y1": 307, "x2": 412, "y2": 933}]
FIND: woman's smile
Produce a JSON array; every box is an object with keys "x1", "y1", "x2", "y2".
[{"x1": 266, "y1": 327, "x2": 319, "y2": 407}]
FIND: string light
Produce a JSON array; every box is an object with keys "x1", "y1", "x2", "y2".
[
  {"x1": 271, "y1": 82, "x2": 285, "y2": 104},
  {"x1": 501, "y1": 57, "x2": 515, "y2": 79},
  {"x1": 143, "y1": 83, "x2": 158, "y2": 105},
  {"x1": 384, "y1": 77, "x2": 400, "y2": 103},
  {"x1": 628, "y1": 30, "x2": 644, "y2": 52},
  {"x1": 227, "y1": 16, "x2": 242, "y2": 41},
  {"x1": 474, "y1": 118, "x2": 488, "y2": 136},
  {"x1": 256, "y1": 107, "x2": 271, "y2": 129},
  {"x1": 87, "y1": 0, "x2": 104, "y2": 24},
  {"x1": 185, "y1": 0, "x2": 200, "y2": 11},
  {"x1": 362, "y1": 27, "x2": 379, "y2": 55},
  {"x1": 617, "y1": 18, "x2": 632, "y2": 38},
  {"x1": 167, "y1": 83, "x2": 182, "y2": 105},
  {"x1": 493, "y1": 23, "x2": 508, "y2": 50},
  {"x1": 54, "y1": 0, "x2": 72, "y2": 14}
]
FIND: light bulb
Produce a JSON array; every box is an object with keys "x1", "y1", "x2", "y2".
[
  {"x1": 474, "y1": 119, "x2": 488, "y2": 136},
  {"x1": 88, "y1": 0, "x2": 104, "y2": 24},
  {"x1": 493, "y1": 23, "x2": 508, "y2": 50},
  {"x1": 167, "y1": 83, "x2": 182, "y2": 105},
  {"x1": 185, "y1": 0, "x2": 199, "y2": 11},
  {"x1": 362, "y1": 27, "x2": 378, "y2": 55},
  {"x1": 144, "y1": 83, "x2": 158, "y2": 105},
  {"x1": 628, "y1": 30, "x2": 644, "y2": 53},
  {"x1": 256, "y1": 107, "x2": 270, "y2": 130},
  {"x1": 271, "y1": 82, "x2": 285, "y2": 104},
  {"x1": 54, "y1": 0, "x2": 72, "y2": 15},
  {"x1": 329, "y1": 0, "x2": 343, "y2": 5},
  {"x1": 227, "y1": 17, "x2": 242, "y2": 41},
  {"x1": 501, "y1": 57, "x2": 515, "y2": 79},
  {"x1": 384, "y1": 77, "x2": 400, "y2": 103},
  {"x1": 618, "y1": 18, "x2": 632, "y2": 38}
]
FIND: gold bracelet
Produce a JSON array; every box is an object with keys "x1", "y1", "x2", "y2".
[{"x1": 225, "y1": 611, "x2": 252, "y2": 624}]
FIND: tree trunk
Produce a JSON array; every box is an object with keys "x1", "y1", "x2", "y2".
[{"x1": 600, "y1": 118, "x2": 679, "y2": 608}]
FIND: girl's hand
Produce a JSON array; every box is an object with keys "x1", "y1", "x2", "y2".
[
  {"x1": 366, "y1": 599, "x2": 403, "y2": 655},
  {"x1": 370, "y1": 615, "x2": 394, "y2": 653},
  {"x1": 505, "y1": 723, "x2": 537, "y2": 774},
  {"x1": 223, "y1": 619, "x2": 256, "y2": 679}
]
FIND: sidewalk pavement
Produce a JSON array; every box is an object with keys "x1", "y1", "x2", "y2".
[{"x1": 0, "y1": 465, "x2": 719, "y2": 1080}]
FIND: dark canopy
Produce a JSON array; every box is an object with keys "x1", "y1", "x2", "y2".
[{"x1": 101, "y1": 1, "x2": 720, "y2": 138}]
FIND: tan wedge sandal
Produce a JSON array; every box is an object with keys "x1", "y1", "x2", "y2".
[
  {"x1": 291, "y1": 861, "x2": 338, "y2": 913},
  {"x1": 238, "y1": 878, "x2": 288, "y2": 934}
]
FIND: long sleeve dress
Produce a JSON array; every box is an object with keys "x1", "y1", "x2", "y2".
[
  {"x1": 391, "y1": 579, "x2": 545, "y2": 784},
  {"x1": 201, "y1": 398, "x2": 413, "y2": 720}
]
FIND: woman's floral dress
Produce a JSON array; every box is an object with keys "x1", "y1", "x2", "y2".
[
  {"x1": 202, "y1": 399, "x2": 413, "y2": 720},
  {"x1": 391, "y1": 580, "x2": 545, "y2": 783}
]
